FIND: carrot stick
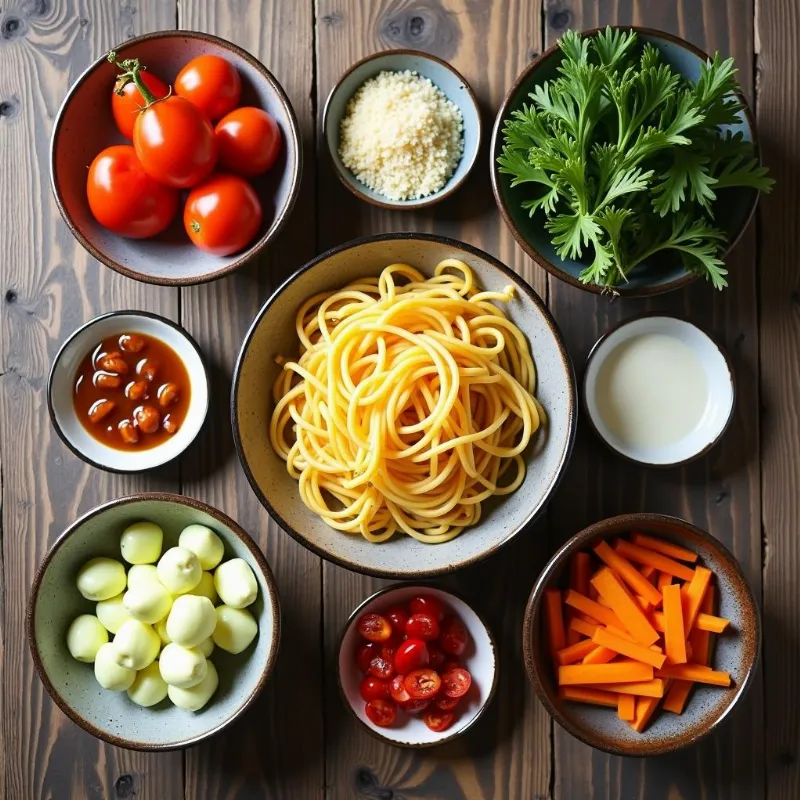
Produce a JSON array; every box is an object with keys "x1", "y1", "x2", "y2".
[
  {"x1": 582, "y1": 645, "x2": 618, "y2": 665},
  {"x1": 558, "y1": 662, "x2": 654, "y2": 686},
  {"x1": 631, "y1": 695, "x2": 664, "y2": 732},
  {"x1": 662, "y1": 583, "x2": 688, "y2": 665},
  {"x1": 618, "y1": 693, "x2": 636, "y2": 721},
  {"x1": 590, "y1": 568, "x2": 660, "y2": 646},
  {"x1": 569, "y1": 617, "x2": 599, "y2": 639},
  {"x1": 655, "y1": 664, "x2": 731, "y2": 687},
  {"x1": 570, "y1": 551, "x2": 591, "y2": 595},
  {"x1": 630, "y1": 533, "x2": 699, "y2": 563},
  {"x1": 615, "y1": 540, "x2": 696, "y2": 581},
  {"x1": 544, "y1": 589, "x2": 566, "y2": 655},
  {"x1": 657, "y1": 572, "x2": 673, "y2": 592},
  {"x1": 663, "y1": 680, "x2": 693, "y2": 713},
  {"x1": 682, "y1": 567, "x2": 712, "y2": 631},
  {"x1": 650, "y1": 610, "x2": 730, "y2": 634},
  {"x1": 589, "y1": 584, "x2": 600, "y2": 601},
  {"x1": 556, "y1": 639, "x2": 598, "y2": 666},
  {"x1": 558, "y1": 686, "x2": 619, "y2": 708},
  {"x1": 564, "y1": 589, "x2": 625, "y2": 630},
  {"x1": 639, "y1": 564, "x2": 657, "y2": 581},
  {"x1": 592, "y1": 627, "x2": 666, "y2": 669},
  {"x1": 598, "y1": 592, "x2": 652, "y2": 613},
  {"x1": 593, "y1": 541, "x2": 663, "y2": 606},
  {"x1": 594, "y1": 679, "x2": 666, "y2": 698}
]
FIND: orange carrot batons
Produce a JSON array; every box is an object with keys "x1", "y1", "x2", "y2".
[
  {"x1": 558, "y1": 686, "x2": 619, "y2": 708},
  {"x1": 558, "y1": 662, "x2": 654, "y2": 686},
  {"x1": 590, "y1": 568, "x2": 660, "y2": 646},
  {"x1": 662, "y1": 583, "x2": 688, "y2": 665},
  {"x1": 544, "y1": 589, "x2": 566, "y2": 655},
  {"x1": 615, "y1": 540, "x2": 696, "y2": 581},
  {"x1": 593, "y1": 540, "x2": 663, "y2": 606},
  {"x1": 630, "y1": 533, "x2": 699, "y2": 563}
]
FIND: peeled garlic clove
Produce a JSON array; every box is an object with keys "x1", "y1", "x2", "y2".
[
  {"x1": 188, "y1": 571, "x2": 218, "y2": 605},
  {"x1": 157, "y1": 547, "x2": 201, "y2": 595},
  {"x1": 179, "y1": 524, "x2": 224, "y2": 570},
  {"x1": 213, "y1": 558, "x2": 258, "y2": 609},
  {"x1": 66, "y1": 614, "x2": 109, "y2": 662},
  {"x1": 76, "y1": 557, "x2": 127, "y2": 601},
  {"x1": 196, "y1": 636, "x2": 214, "y2": 658},
  {"x1": 212, "y1": 605, "x2": 258, "y2": 654},
  {"x1": 127, "y1": 564, "x2": 160, "y2": 590},
  {"x1": 127, "y1": 660, "x2": 169, "y2": 708},
  {"x1": 120, "y1": 521, "x2": 163, "y2": 564},
  {"x1": 159, "y1": 643, "x2": 207, "y2": 689},
  {"x1": 166, "y1": 595, "x2": 217, "y2": 648},
  {"x1": 155, "y1": 617, "x2": 172, "y2": 647},
  {"x1": 112, "y1": 619, "x2": 160, "y2": 670},
  {"x1": 123, "y1": 582, "x2": 173, "y2": 624},
  {"x1": 95, "y1": 593, "x2": 133, "y2": 634},
  {"x1": 94, "y1": 642, "x2": 136, "y2": 691},
  {"x1": 168, "y1": 660, "x2": 218, "y2": 711}
]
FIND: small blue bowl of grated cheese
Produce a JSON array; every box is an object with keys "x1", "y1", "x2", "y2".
[{"x1": 323, "y1": 49, "x2": 482, "y2": 209}]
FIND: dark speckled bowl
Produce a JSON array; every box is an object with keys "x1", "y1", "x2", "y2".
[{"x1": 522, "y1": 513, "x2": 760, "y2": 756}]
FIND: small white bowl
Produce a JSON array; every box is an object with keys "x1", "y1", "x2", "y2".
[
  {"x1": 583, "y1": 315, "x2": 735, "y2": 466},
  {"x1": 48, "y1": 311, "x2": 209, "y2": 472},
  {"x1": 338, "y1": 584, "x2": 498, "y2": 748}
]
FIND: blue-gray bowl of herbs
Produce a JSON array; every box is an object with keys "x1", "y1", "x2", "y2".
[{"x1": 490, "y1": 26, "x2": 772, "y2": 296}]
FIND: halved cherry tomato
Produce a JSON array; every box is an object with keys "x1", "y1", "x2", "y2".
[
  {"x1": 359, "y1": 676, "x2": 390, "y2": 702},
  {"x1": 404, "y1": 669, "x2": 441, "y2": 700},
  {"x1": 381, "y1": 642, "x2": 397, "y2": 665},
  {"x1": 175, "y1": 54, "x2": 241, "y2": 121},
  {"x1": 402, "y1": 698, "x2": 431, "y2": 714},
  {"x1": 434, "y1": 694, "x2": 462, "y2": 711},
  {"x1": 423, "y1": 708, "x2": 455, "y2": 732},
  {"x1": 441, "y1": 667, "x2": 472, "y2": 698},
  {"x1": 389, "y1": 674, "x2": 411, "y2": 704},
  {"x1": 356, "y1": 642, "x2": 381, "y2": 674},
  {"x1": 368, "y1": 656, "x2": 395, "y2": 680},
  {"x1": 184, "y1": 173, "x2": 262, "y2": 256},
  {"x1": 393, "y1": 639, "x2": 429, "y2": 675},
  {"x1": 439, "y1": 615, "x2": 469, "y2": 656},
  {"x1": 357, "y1": 613, "x2": 393, "y2": 643},
  {"x1": 216, "y1": 107, "x2": 281, "y2": 177},
  {"x1": 406, "y1": 612, "x2": 439, "y2": 642},
  {"x1": 427, "y1": 645, "x2": 446, "y2": 670},
  {"x1": 87, "y1": 145, "x2": 178, "y2": 238},
  {"x1": 365, "y1": 698, "x2": 396, "y2": 728},
  {"x1": 385, "y1": 606, "x2": 410, "y2": 631},
  {"x1": 409, "y1": 595, "x2": 445, "y2": 622},
  {"x1": 111, "y1": 69, "x2": 169, "y2": 139}
]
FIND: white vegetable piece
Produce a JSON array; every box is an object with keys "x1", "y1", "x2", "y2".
[
  {"x1": 166, "y1": 595, "x2": 217, "y2": 648},
  {"x1": 155, "y1": 617, "x2": 172, "y2": 647},
  {"x1": 196, "y1": 636, "x2": 214, "y2": 658},
  {"x1": 127, "y1": 564, "x2": 160, "y2": 590},
  {"x1": 212, "y1": 605, "x2": 258, "y2": 654},
  {"x1": 123, "y1": 582, "x2": 173, "y2": 625},
  {"x1": 168, "y1": 660, "x2": 218, "y2": 712},
  {"x1": 213, "y1": 558, "x2": 258, "y2": 609},
  {"x1": 120, "y1": 521, "x2": 164, "y2": 564},
  {"x1": 188, "y1": 571, "x2": 218, "y2": 605},
  {"x1": 157, "y1": 547, "x2": 202, "y2": 595},
  {"x1": 95, "y1": 593, "x2": 133, "y2": 634},
  {"x1": 112, "y1": 619, "x2": 160, "y2": 670},
  {"x1": 179, "y1": 524, "x2": 224, "y2": 570},
  {"x1": 94, "y1": 642, "x2": 135, "y2": 691},
  {"x1": 159, "y1": 643, "x2": 207, "y2": 689},
  {"x1": 66, "y1": 614, "x2": 109, "y2": 662},
  {"x1": 127, "y1": 661, "x2": 169, "y2": 708},
  {"x1": 76, "y1": 557, "x2": 127, "y2": 601}
]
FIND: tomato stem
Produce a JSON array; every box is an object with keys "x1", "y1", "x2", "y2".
[{"x1": 107, "y1": 50, "x2": 162, "y2": 107}]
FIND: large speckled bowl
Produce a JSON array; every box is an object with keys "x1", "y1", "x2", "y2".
[
  {"x1": 232, "y1": 233, "x2": 576, "y2": 578},
  {"x1": 50, "y1": 30, "x2": 301, "y2": 285},
  {"x1": 522, "y1": 514, "x2": 760, "y2": 756},
  {"x1": 27, "y1": 494, "x2": 281, "y2": 751}
]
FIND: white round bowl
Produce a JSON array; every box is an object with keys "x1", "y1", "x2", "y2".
[
  {"x1": 48, "y1": 311, "x2": 209, "y2": 472},
  {"x1": 338, "y1": 584, "x2": 498, "y2": 748}
]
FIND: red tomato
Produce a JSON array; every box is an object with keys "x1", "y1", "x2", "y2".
[
  {"x1": 402, "y1": 698, "x2": 431, "y2": 714},
  {"x1": 393, "y1": 639, "x2": 430, "y2": 675},
  {"x1": 365, "y1": 699, "x2": 396, "y2": 728},
  {"x1": 423, "y1": 708, "x2": 455, "y2": 732},
  {"x1": 406, "y1": 612, "x2": 439, "y2": 642},
  {"x1": 409, "y1": 595, "x2": 445, "y2": 622},
  {"x1": 356, "y1": 613, "x2": 393, "y2": 643},
  {"x1": 404, "y1": 669, "x2": 441, "y2": 700},
  {"x1": 384, "y1": 606, "x2": 410, "y2": 631},
  {"x1": 368, "y1": 656, "x2": 395, "y2": 680},
  {"x1": 184, "y1": 174, "x2": 262, "y2": 256},
  {"x1": 427, "y1": 645, "x2": 446, "y2": 670},
  {"x1": 86, "y1": 145, "x2": 178, "y2": 238},
  {"x1": 439, "y1": 615, "x2": 469, "y2": 656},
  {"x1": 389, "y1": 674, "x2": 411, "y2": 704},
  {"x1": 175, "y1": 54, "x2": 241, "y2": 121},
  {"x1": 356, "y1": 642, "x2": 380, "y2": 673},
  {"x1": 359, "y1": 676, "x2": 390, "y2": 702},
  {"x1": 215, "y1": 107, "x2": 281, "y2": 177},
  {"x1": 112, "y1": 69, "x2": 169, "y2": 139},
  {"x1": 441, "y1": 668, "x2": 472, "y2": 698},
  {"x1": 434, "y1": 695, "x2": 461, "y2": 711}
]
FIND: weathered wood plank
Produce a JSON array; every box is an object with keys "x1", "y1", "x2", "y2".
[
  {"x1": 176, "y1": 1, "x2": 324, "y2": 798},
  {"x1": 542, "y1": 2, "x2": 764, "y2": 799},
  {"x1": 0, "y1": 1, "x2": 183, "y2": 798},
  {"x1": 315, "y1": 2, "x2": 550, "y2": 798}
]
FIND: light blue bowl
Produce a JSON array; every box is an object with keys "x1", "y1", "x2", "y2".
[
  {"x1": 490, "y1": 27, "x2": 760, "y2": 297},
  {"x1": 323, "y1": 49, "x2": 481, "y2": 209}
]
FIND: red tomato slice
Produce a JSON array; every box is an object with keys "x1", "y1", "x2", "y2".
[
  {"x1": 356, "y1": 642, "x2": 380, "y2": 674},
  {"x1": 359, "y1": 676, "x2": 390, "y2": 702},
  {"x1": 357, "y1": 613, "x2": 393, "y2": 643},
  {"x1": 385, "y1": 605, "x2": 410, "y2": 631},
  {"x1": 404, "y1": 668, "x2": 442, "y2": 699},
  {"x1": 409, "y1": 594, "x2": 445, "y2": 622},
  {"x1": 389, "y1": 674, "x2": 411, "y2": 704},
  {"x1": 393, "y1": 639, "x2": 429, "y2": 675},
  {"x1": 423, "y1": 708, "x2": 455, "y2": 732},
  {"x1": 405, "y1": 612, "x2": 440, "y2": 642},
  {"x1": 365, "y1": 699, "x2": 397, "y2": 728},
  {"x1": 402, "y1": 698, "x2": 431, "y2": 714},
  {"x1": 439, "y1": 615, "x2": 469, "y2": 655},
  {"x1": 434, "y1": 694, "x2": 462, "y2": 711},
  {"x1": 368, "y1": 656, "x2": 395, "y2": 680},
  {"x1": 441, "y1": 667, "x2": 472, "y2": 698}
]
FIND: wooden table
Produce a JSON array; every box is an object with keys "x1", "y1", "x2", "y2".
[{"x1": 1, "y1": 0, "x2": 796, "y2": 797}]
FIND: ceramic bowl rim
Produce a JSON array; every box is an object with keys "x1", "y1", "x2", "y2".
[
  {"x1": 489, "y1": 25, "x2": 761, "y2": 298},
  {"x1": 581, "y1": 312, "x2": 737, "y2": 468},
  {"x1": 230, "y1": 231, "x2": 578, "y2": 578},
  {"x1": 322, "y1": 47, "x2": 482, "y2": 210},
  {"x1": 26, "y1": 491, "x2": 282, "y2": 751},
  {"x1": 336, "y1": 582, "x2": 499, "y2": 747},
  {"x1": 521, "y1": 512, "x2": 761, "y2": 757},
  {"x1": 49, "y1": 29, "x2": 303, "y2": 286},
  {"x1": 47, "y1": 310, "x2": 210, "y2": 473}
]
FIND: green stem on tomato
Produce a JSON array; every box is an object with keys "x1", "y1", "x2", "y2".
[{"x1": 107, "y1": 50, "x2": 162, "y2": 107}]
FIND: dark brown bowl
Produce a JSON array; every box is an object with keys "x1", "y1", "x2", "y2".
[
  {"x1": 522, "y1": 513, "x2": 760, "y2": 756},
  {"x1": 50, "y1": 30, "x2": 302, "y2": 285}
]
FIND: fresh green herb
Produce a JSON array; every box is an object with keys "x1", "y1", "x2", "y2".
[{"x1": 498, "y1": 27, "x2": 773, "y2": 290}]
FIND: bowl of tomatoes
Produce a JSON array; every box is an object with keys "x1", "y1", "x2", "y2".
[
  {"x1": 50, "y1": 30, "x2": 301, "y2": 285},
  {"x1": 338, "y1": 584, "x2": 498, "y2": 747}
]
